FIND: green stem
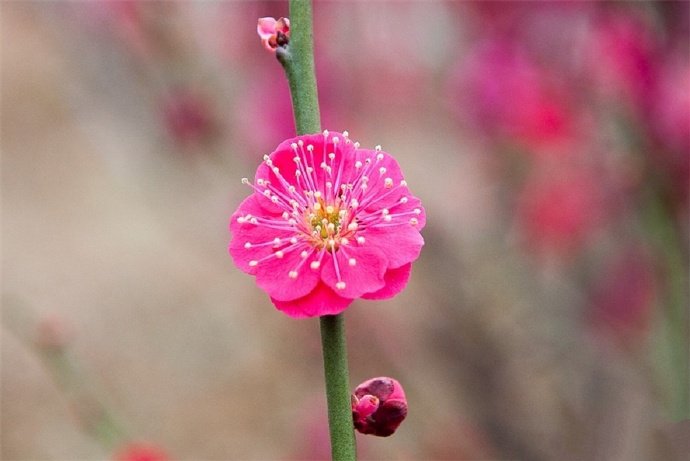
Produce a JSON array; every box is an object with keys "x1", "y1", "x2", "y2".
[
  {"x1": 644, "y1": 189, "x2": 689, "y2": 420},
  {"x1": 276, "y1": 1, "x2": 356, "y2": 459},
  {"x1": 319, "y1": 315, "x2": 357, "y2": 461},
  {"x1": 277, "y1": 0, "x2": 321, "y2": 135}
]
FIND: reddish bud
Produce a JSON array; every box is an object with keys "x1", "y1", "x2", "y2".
[
  {"x1": 352, "y1": 377, "x2": 407, "y2": 437},
  {"x1": 257, "y1": 17, "x2": 290, "y2": 52}
]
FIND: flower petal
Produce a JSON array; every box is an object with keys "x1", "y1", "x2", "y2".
[
  {"x1": 320, "y1": 245, "x2": 387, "y2": 299},
  {"x1": 271, "y1": 282, "x2": 353, "y2": 318},
  {"x1": 253, "y1": 243, "x2": 321, "y2": 302},
  {"x1": 362, "y1": 263, "x2": 412, "y2": 300},
  {"x1": 257, "y1": 17, "x2": 277, "y2": 39},
  {"x1": 360, "y1": 223, "x2": 424, "y2": 269},
  {"x1": 229, "y1": 195, "x2": 294, "y2": 273}
]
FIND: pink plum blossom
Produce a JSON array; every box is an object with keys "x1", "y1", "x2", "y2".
[
  {"x1": 229, "y1": 131, "x2": 425, "y2": 318},
  {"x1": 352, "y1": 377, "x2": 408, "y2": 437},
  {"x1": 257, "y1": 17, "x2": 290, "y2": 52}
]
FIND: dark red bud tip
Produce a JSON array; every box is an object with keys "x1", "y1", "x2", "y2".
[{"x1": 351, "y1": 377, "x2": 408, "y2": 437}]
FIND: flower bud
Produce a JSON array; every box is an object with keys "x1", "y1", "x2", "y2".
[
  {"x1": 257, "y1": 17, "x2": 290, "y2": 52},
  {"x1": 351, "y1": 377, "x2": 407, "y2": 437}
]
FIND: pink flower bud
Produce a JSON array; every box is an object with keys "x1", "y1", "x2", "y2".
[
  {"x1": 257, "y1": 17, "x2": 290, "y2": 52},
  {"x1": 352, "y1": 377, "x2": 407, "y2": 437}
]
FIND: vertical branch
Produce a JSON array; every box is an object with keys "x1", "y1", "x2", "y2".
[{"x1": 275, "y1": 1, "x2": 356, "y2": 459}]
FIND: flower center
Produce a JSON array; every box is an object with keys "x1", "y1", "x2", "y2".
[{"x1": 305, "y1": 197, "x2": 352, "y2": 249}]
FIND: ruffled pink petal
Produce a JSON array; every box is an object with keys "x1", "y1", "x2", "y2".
[
  {"x1": 341, "y1": 148, "x2": 408, "y2": 210},
  {"x1": 360, "y1": 223, "x2": 424, "y2": 269},
  {"x1": 255, "y1": 132, "x2": 357, "y2": 214},
  {"x1": 320, "y1": 245, "x2": 387, "y2": 299},
  {"x1": 271, "y1": 282, "x2": 353, "y2": 318},
  {"x1": 362, "y1": 263, "x2": 412, "y2": 300},
  {"x1": 229, "y1": 195, "x2": 294, "y2": 272},
  {"x1": 257, "y1": 17, "x2": 277, "y2": 40},
  {"x1": 253, "y1": 243, "x2": 321, "y2": 302}
]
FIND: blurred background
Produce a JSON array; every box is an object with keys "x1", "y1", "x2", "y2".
[{"x1": 2, "y1": 1, "x2": 689, "y2": 460}]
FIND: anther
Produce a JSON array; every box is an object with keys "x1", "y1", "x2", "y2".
[
  {"x1": 348, "y1": 222, "x2": 358, "y2": 231},
  {"x1": 275, "y1": 250, "x2": 284, "y2": 259},
  {"x1": 410, "y1": 218, "x2": 419, "y2": 226},
  {"x1": 323, "y1": 130, "x2": 329, "y2": 137},
  {"x1": 290, "y1": 237, "x2": 298, "y2": 244},
  {"x1": 400, "y1": 180, "x2": 407, "y2": 186},
  {"x1": 355, "y1": 161, "x2": 363, "y2": 169},
  {"x1": 384, "y1": 178, "x2": 393, "y2": 188},
  {"x1": 336, "y1": 281, "x2": 346, "y2": 290},
  {"x1": 249, "y1": 260, "x2": 258, "y2": 267},
  {"x1": 244, "y1": 242, "x2": 252, "y2": 249},
  {"x1": 357, "y1": 236, "x2": 365, "y2": 244},
  {"x1": 291, "y1": 142, "x2": 298, "y2": 150},
  {"x1": 348, "y1": 258, "x2": 357, "y2": 266},
  {"x1": 333, "y1": 137, "x2": 339, "y2": 144},
  {"x1": 414, "y1": 208, "x2": 421, "y2": 215},
  {"x1": 400, "y1": 197, "x2": 408, "y2": 204},
  {"x1": 241, "y1": 178, "x2": 249, "y2": 185},
  {"x1": 375, "y1": 145, "x2": 382, "y2": 152},
  {"x1": 379, "y1": 167, "x2": 387, "y2": 175},
  {"x1": 341, "y1": 237, "x2": 349, "y2": 245},
  {"x1": 289, "y1": 271, "x2": 298, "y2": 279},
  {"x1": 273, "y1": 238, "x2": 281, "y2": 246},
  {"x1": 329, "y1": 152, "x2": 335, "y2": 160},
  {"x1": 300, "y1": 251, "x2": 309, "y2": 259},
  {"x1": 310, "y1": 261, "x2": 320, "y2": 270}
]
